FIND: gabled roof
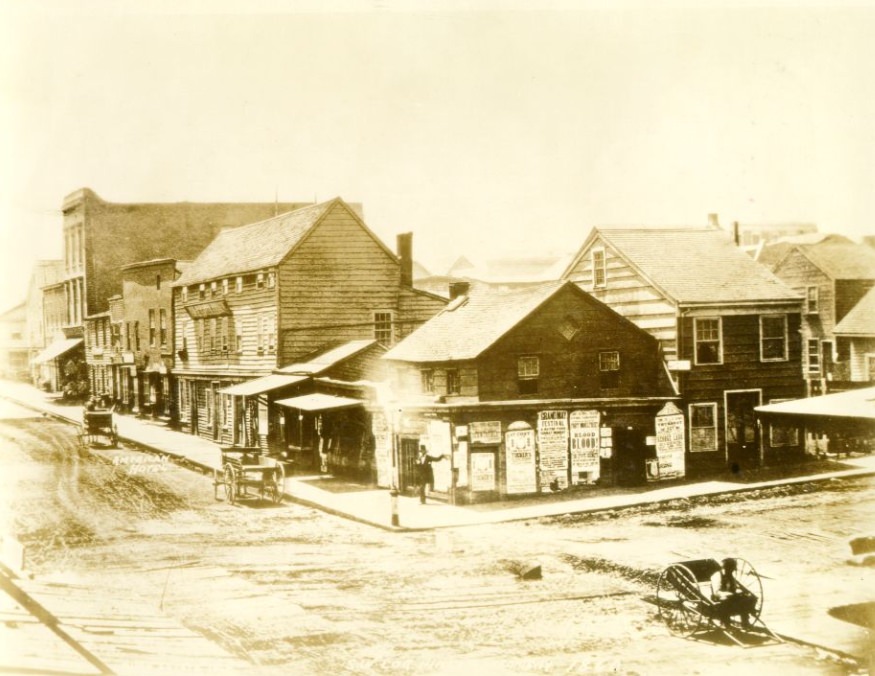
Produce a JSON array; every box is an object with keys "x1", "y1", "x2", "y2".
[
  {"x1": 383, "y1": 281, "x2": 577, "y2": 362},
  {"x1": 788, "y1": 242, "x2": 875, "y2": 281},
  {"x1": 564, "y1": 227, "x2": 800, "y2": 305},
  {"x1": 174, "y1": 199, "x2": 338, "y2": 286},
  {"x1": 834, "y1": 286, "x2": 875, "y2": 336},
  {"x1": 278, "y1": 339, "x2": 379, "y2": 374}
]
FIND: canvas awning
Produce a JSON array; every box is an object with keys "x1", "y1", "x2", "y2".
[
  {"x1": 755, "y1": 386, "x2": 875, "y2": 422},
  {"x1": 32, "y1": 338, "x2": 83, "y2": 364},
  {"x1": 219, "y1": 374, "x2": 306, "y2": 397},
  {"x1": 275, "y1": 393, "x2": 364, "y2": 412}
]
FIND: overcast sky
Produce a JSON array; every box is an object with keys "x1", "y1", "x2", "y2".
[{"x1": 2, "y1": 1, "x2": 874, "y2": 313}]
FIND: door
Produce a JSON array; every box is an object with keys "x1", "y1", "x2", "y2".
[
  {"x1": 613, "y1": 427, "x2": 648, "y2": 486},
  {"x1": 399, "y1": 437, "x2": 420, "y2": 495},
  {"x1": 725, "y1": 390, "x2": 761, "y2": 471}
]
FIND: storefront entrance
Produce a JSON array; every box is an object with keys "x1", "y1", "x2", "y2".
[{"x1": 725, "y1": 390, "x2": 761, "y2": 471}]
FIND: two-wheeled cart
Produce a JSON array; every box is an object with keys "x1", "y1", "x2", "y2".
[{"x1": 214, "y1": 447, "x2": 285, "y2": 505}]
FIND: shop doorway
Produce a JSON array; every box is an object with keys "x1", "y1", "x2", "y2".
[
  {"x1": 614, "y1": 427, "x2": 648, "y2": 486},
  {"x1": 725, "y1": 389, "x2": 761, "y2": 471},
  {"x1": 399, "y1": 437, "x2": 420, "y2": 495}
]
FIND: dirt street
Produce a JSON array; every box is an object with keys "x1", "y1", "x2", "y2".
[{"x1": 0, "y1": 407, "x2": 871, "y2": 675}]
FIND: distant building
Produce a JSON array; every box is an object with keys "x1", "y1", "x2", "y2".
[
  {"x1": 833, "y1": 286, "x2": 875, "y2": 384},
  {"x1": 770, "y1": 240, "x2": 875, "y2": 394},
  {"x1": 24, "y1": 260, "x2": 64, "y2": 384},
  {"x1": 0, "y1": 303, "x2": 28, "y2": 380}
]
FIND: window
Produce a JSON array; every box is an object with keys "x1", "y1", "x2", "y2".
[
  {"x1": 221, "y1": 317, "x2": 229, "y2": 352},
  {"x1": 421, "y1": 369, "x2": 434, "y2": 394},
  {"x1": 222, "y1": 394, "x2": 232, "y2": 430},
  {"x1": 181, "y1": 286, "x2": 188, "y2": 303},
  {"x1": 267, "y1": 315, "x2": 276, "y2": 354},
  {"x1": 592, "y1": 249, "x2": 606, "y2": 288},
  {"x1": 222, "y1": 278, "x2": 229, "y2": 296},
  {"x1": 257, "y1": 315, "x2": 266, "y2": 353},
  {"x1": 236, "y1": 325, "x2": 243, "y2": 354},
  {"x1": 689, "y1": 403, "x2": 718, "y2": 452},
  {"x1": 518, "y1": 355, "x2": 540, "y2": 395},
  {"x1": 210, "y1": 281, "x2": 218, "y2": 298},
  {"x1": 446, "y1": 369, "x2": 460, "y2": 395},
  {"x1": 124, "y1": 323, "x2": 131, "y2": 350},
  {"x1": 760, "y1": 315, "x2": 788, "y2": 361},
  {"x1": 806, "y1": 286, "x2": 819, "y2": 314},
  {"x1": 599, "y1": 350, "x2": 620, "y2": 389},
  {"x1": 159, "y1": 309, "x2": 168, "y2": 348},
  {"x1": 374, "y1": 311, "x2": 394, "y2": 345},
  {"x1": 807, "y1": 339, "x2": 821, "y2": 374},
  {"x1": 133, "y1": 321, "x2": 140, "y2": 351},
  {"x1": 235, "y1": 276, "x2": 243, "y2": 293},
  {"x1": 210, "y1": 318, "x2": 218, "y2": 353},
  {"x1": 256, "y1": 273, "x2": 265, "y2": 289},
  {"x1": 694, "y1": 318, "x2": 722, "y2": 365},
  {"x1": 148, "y1": 309, "x2": 157, "y2": 347},
  {"x1": 768, "y1": 400, "x2": 800, "y2": 446},
  {"x1": 196, "y1": 319, "x2": 203, "y2": 352},
  {"x1": 199, "y1": 284, "x2": 206, "y2": 300},
  {"x1": 267, "y1": 271, "x2": 276, "y2": 288},
  {"x1": 181, "y1": 320, "x2": 189, "y2": 352},
  {"x1": 156, "y1": 274, "x2": 161, "y2": 290},
  {"x1": 203, "y1": 319, "x2": 211, "y2": 354},
  {"x1": 178, "y1": 381, "x2": 189, "y2": 421}
]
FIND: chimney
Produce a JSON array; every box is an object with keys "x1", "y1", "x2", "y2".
[
  {"x1": 397, "y1": 233, "x2": 413, "y2": 287},
  {"x1": 449, "y1": 281, "x2": 470, "y2": 300},
  {"x1": 732, "y1": 221, "x2": 740, "y2": 247},
  {"x1": 707, "y1": 213, "x2": 719, "y2": 229}
]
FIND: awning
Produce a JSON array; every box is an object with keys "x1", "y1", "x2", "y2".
[
  {"x1": 756, "y1": 386, "x2": 875, "y2": 421},
  {"x1": 32, "y1": 338, "x2": 83, "y2": 364},
  {"x1": 219, "y1": 374, "x2": 306, "y2": 396},
  {"x1": 275, "y1": 393, "x2": 364, "y2": 412}
]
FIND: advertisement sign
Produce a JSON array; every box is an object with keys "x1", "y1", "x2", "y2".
[
  {"x1": 505, "y1": 424, "x2": 537, "y2": 494},
  {"x1": 372, "y1": 411, "x2": 393, "y2": 488},
  {"x1": 469, "y1": 421, "x2": 502, "y2": 445},
  {"x1": 470, "y1": 452, "x2": 496, "y2": 491},
  {"x1": 570, "y1": 410, "x2": 601, "y2": 484},
  {"x1": 538, "y1": 410, "x2": 569, "y2": 490},
  {"x1": 651, "y1": 402, "x2": 686, "y2": 481}
]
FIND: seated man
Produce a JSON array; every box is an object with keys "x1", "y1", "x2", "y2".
[{"x1": 711, "y1": 558, "x2": 758, "y2": 628}]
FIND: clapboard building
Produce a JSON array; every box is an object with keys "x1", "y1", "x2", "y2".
[{"x1": 562, "y1": 225, "x2": 805, "y2": 475}]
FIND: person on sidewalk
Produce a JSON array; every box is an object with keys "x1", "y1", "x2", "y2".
[{"x1": 416, "y1": 446, "x2": 446, "y2": 504}]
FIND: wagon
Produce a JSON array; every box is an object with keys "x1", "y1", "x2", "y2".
[
  {"x1": 655, "y1": 557, "x2": 782, "y2": 645},
  {"x1": 214, "y1": 447, "x2": 285, "y2": 505},
  {"x1": 80, "y1": 408, "x2": 118, "y2": 447}
]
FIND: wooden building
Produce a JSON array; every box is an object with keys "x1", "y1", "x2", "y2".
[
  {"x1": 172, "y1": 197, "x2": 447, "y2": 447},
  {"x1": 769, "y1": 241, "x2": 875, "y2": 394},
  {"x1": 833, "y1": 286, "x2": 875, "y2": 384},
  {"x1": 24, "y1": 260, "x2": 64, "y2": 385},
  {"x1": 561, "y1": 225, "x2": 805, "y2": 475},
  {"x1": 378, "y1": 281, "x2": 679, "y2": 503},
  {"x1": 0, "y1": 303, "x2": 28, "y2": 380}
]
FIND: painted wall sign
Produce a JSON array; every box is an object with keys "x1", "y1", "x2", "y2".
[
  {"x1": 538, "y1": 409, "x2": 569, "y2": 490},
  {"x1": 469, "y1": 421, "x2": 502, "y2": 444},
  {"x1": 505, "y1": 424, "x2": 537, "y2": 494},
  {"x1": 470, "y1": 452, "x2": 496, "y2": 491},
  {"x1": 651, "y1": 402, "x2": 686, "y2": 481},
  {"x1": 570, "y1": 409, "x2": 601, "y2": 484}
]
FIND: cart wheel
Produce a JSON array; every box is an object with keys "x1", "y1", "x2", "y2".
[
  {"x1": 269, "y1": 462, "x2": 285, "y2": 504},
  {"x1": 729, "y1": 558, "x2": 764, "y2": 623},
  {"x1": 223, "y1": 464, "x2": 237, "y2": 504},
  {"x1": 656, "y1": 564, "x2": 703, "y2": 635}
]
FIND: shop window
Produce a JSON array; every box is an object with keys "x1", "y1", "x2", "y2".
[
  {"x1": 446, "y1": 369, "x2": 460, "y2": 395},
  {"x1": 760, "y1": 315, "x2": 788, "y2": 361},
  {"x1": 518, "y1": 355, "x2": 540, "y2": 395},
  {"x1": 592, "y1": 248, "x2": 606, "y2": 288},
  {"x1": 689, "y1": 403, "x2": 718, "y2": 452},
  {"x1": 694, "y1": 318, "x2": 722, "y2": 365},
  {"x1": 599, "y1": 351, "x2": 620, "y2": 389}
]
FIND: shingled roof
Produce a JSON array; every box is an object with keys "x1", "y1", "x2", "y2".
[
  {"x1": 174, "y1": 199, "x2": 338, "y2": 286},
  {"x1": 834, "y1": 286, "x2": 875, "y2": 336},
  {"x1": 383, "y1": 281, "x2": 572, "y2": 362},
  {"x1": 791, "y1": 242, "x2": 875, "y2": 280},
  {"x1": 569, "y1": 228, "x2": 800, "y2": 304}
]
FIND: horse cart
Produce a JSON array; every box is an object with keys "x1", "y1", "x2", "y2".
[
  {"x1": 214, "y1": 447, "x2": 285, "y2": 505},
  {"x1": 655, "y1": 557, "x2": 782, "y2": 645},
  {"x1": 79, "y1": 408, "x2": 118, "y2": 447}
]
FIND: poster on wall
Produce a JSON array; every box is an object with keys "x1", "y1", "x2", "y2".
[
  {"x1": 600, "y1": 427, "x2": 613, "y2": 458},
  {"x1": 538, "y1": 410, "x2": 569, "y2": 491},
  {"x1": 505, "y1": 423, "x2": 537, "y2": 494},
  {"x1": 469, "y1": 421, "x2": 502, "y2": 445},
  {"x1": 470, "y1": 452, "x2": 496, "y2": 491},
  {"x1": 372, "y1": 411, "x2": 393, "y2": 488},
  {"x1": 427, "y1": 420, "x2": 453, "y2": 492},
  {"x1": 652, "y1": 402, "x2": 686, "y2": 481},
  {"x1": 570, "y1": 410, "x2": 601, "y2": 484}
]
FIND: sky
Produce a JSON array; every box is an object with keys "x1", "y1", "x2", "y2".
[{"x1": 1, "y1": 0, "x2": 874, "y2": 313}]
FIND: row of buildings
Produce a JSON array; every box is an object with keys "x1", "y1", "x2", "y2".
[{"x1": 11, "y1": 190, "x2": 875, "y2": 503}]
